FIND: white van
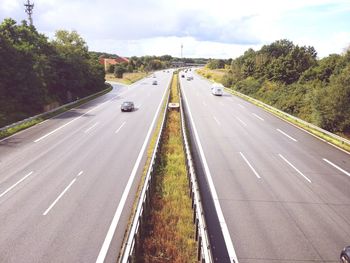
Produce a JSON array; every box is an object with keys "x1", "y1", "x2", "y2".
[{"x1": 211, "y1": 83, "x2": 224, "y2": 96}]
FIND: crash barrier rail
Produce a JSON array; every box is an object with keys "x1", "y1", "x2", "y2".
[
  {"x1": 195, "y1": 71, "x2": 350, "y2": 150},
  {"x1": 226, "y1": 89, "x2": 350, "y2": 149},
  {"x1": 0, "y1": 84, "x2": 113, "y2": 133},
  {"x1": 179, "y1": 83, "x2": 213, "y2": 262},
  {"x1": 119, "y1": 79, "x2": 170, "y2": 263},
  {"x1": 120, "y1": 74, "x2": 213, "y2": 262}
]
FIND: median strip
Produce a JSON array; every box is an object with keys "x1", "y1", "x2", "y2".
[{"x1": 139, "y1": 72, "x2": 197, "y2": 262}]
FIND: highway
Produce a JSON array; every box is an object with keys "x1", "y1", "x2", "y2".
[
  {"x1": 180, "y1": 71, "x2": 350, "y2": 263},
  {"x1": 0, "y1": 71, "x2": 171, "y2": 263}
]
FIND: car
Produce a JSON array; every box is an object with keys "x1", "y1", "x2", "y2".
[
  {"x1": 152, "y1": 74, "x2": 156, "y2": 78},
  {"x1": 186, "y1": 76, "x2": 193, "y2": 81},
  {"x1": 181, "y1": 74, "x2": 185, "y2": 78},
  {"x1": 152, "y1": 80, "x2": 158, "y2": 85},
  {"x1": 341, "y1": 246, "x2": 350, "y2": 263},
  {"x1": 211, "y1": 83, "x2": 224, "y2": 96},
  {"x1": 121, "y1": 101, "x2": 135, "y2": 112}
]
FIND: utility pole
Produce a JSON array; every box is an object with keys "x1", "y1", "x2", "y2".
[
  {"x1": 24, "y1": 0, "x2": 34, "y2": 26},
  {"x1": 181, "y1": 44, "x2": 183, "y2": 59}
]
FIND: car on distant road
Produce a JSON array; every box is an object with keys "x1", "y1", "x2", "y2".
[
  {"x1": 121, "y1": 101, "x2": 135, "y2": 112},
  {"x1": 152, "y1": 80, "x2": 158, "y2": 85},
  {"x1": 186, "y1": 76, "x2": 193, "y2": 81},
  {"x1": 181, "y1": 74, "x2": 185, "y2": 78},
  {"x1": 341, "y1": 246, "x2": 350, "y2": 263},
  {"x1": 211, "y1": 83, "x2": 224, "y2": 96}
]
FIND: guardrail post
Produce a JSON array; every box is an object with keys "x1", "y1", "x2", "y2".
[
  {"x1": 198, "y1": 235, "x2": 202, "y2": 261},
  {"x1": 193, "y1": 204, "x2": 197, "y2": 224}
]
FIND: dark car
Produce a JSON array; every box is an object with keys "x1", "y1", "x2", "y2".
[
  {"x1": 121, "y1": 101, "x2": 135, "y2": 112},
  {"x1": 341, "y1": 246, "x2": 350, "y2": 263},
  {"x1": 152, "y1": 80, "x2": 158, "y2": 85}
]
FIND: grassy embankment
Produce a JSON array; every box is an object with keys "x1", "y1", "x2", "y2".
[
  {"x1": 105, "y1": 72, "x2": 148, "y2": 85},
  {"x1": 0, "y1": 85, "x2": 112, "y2": 140},
  {"x1": 197, "y1": 68, "x2": 350, "y2": 151},
  {"x1": 196, "y1": 68, "x2": 227, "y2": 83},
  {"x1": 140, "y1": 73, "x2": 197, "y2": 262}
]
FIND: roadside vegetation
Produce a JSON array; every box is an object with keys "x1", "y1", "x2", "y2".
[
  {"x1": 105, "y1": 72, "x2": 148, "y2": 85},
  {"x1": 198, "y1": 39, "x2": 350, "y2": 138},
  {"x1": 0, "y1": 18, "x2": 106, "y2": 128},
  {"x1": 197, "y1": 67, "x2": 226, "y2": 83},
  {"x1": 140, "y1": 73, "x2": 197, "y2": 262},
  {"x1": 0, "y1": 86, "x2": 111, "y2": 140}
]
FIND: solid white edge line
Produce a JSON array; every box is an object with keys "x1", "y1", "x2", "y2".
[
  {"x1": 225, "y1": 88, "x2": 350, "y2": 155},
  {"x1": 43, "y1": 178, "x2": 77, "y2": 216},
  {"x1": 323, "y1": 158, "x2": 350, "y2": 177},
  {"x1": 77, "y1": 171, "x2": 84, "y2": 177},
  {"x1": 34, "y1": 99, "x2": 110, "y2": 143},
  {"x1": 236, "y1": 117, "x2": 247, "y2": 127},
  {"x1": 0, "y1": 171, "x2": 33, "y2": 198},
  {"x1": 279, "y1": 154, "x2": 312, "y2": 183},
  {"x1": 252, "y1": 113, "x2": 264, "y2": 121},
  {"x1": 84, "y1": 122, "x2": 99, "y2": 133},
  {"x1": 182, "y1": 85, "x2": 239, "y2": 263},
  {"x1": 239, "y1": 152, "x2": 261, "y2": 179},
  {"x1": 95, "y1": 77, "x2": 170, "y2": 263},
  {"x1": 277, "y1": 129, "x2": 297, "y2": 142},
  {"x1": 34, "y1": 84, "x2": 137, "y2": 143},
  {"x1": 115, "y1": 122, "x2": 126, "y2": 134}
]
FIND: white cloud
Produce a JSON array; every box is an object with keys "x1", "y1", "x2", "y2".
[
  {"x1": 0, "y1": 0, "x2": 20, "y2": 12},
  {"x1": 1, "y1": 0, "x2": 350, "y2": 58}
]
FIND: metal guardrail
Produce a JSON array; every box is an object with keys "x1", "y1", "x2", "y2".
[
  {"x1": 120, "y1": 74, "x2": 213, "y2": 262},
  {"x1": 226, "y1": 89, "x2": 350, "y2": 148},
  {"x1": 0, "y1": 84, "x2": 112, "y2": 133},
  {"x1": 179, "y1": 88, "x2": 213, "y2": 262},
  {"x1": 195, "y1": 70, "x2": 350, "y2": 150},
  {"x1": 119, "y1": 80, "x2": 170, "y2": 263}
]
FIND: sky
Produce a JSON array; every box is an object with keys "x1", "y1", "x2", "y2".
[{"x1": 0, "y1": 0, "x2": 349, "y2": 59}]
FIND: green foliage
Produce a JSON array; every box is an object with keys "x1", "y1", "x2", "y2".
[
  {"x1": 0, "y1": 19, "x2": 105, "y2": 127},
  {"x1": 216, "y1": 38, "x2": 350, "y2": 134},
  {"x1": 114, "y1": 63, "x2": 127, "y2": 78},
  {"x1": 312, "y1": 66, "x2": 350, "y2": 132},
  {"x1": 235, "y1": 77, "x2": 261, "y2": 95},
  {"x1": 206, "y1": 59, "x2": 225, "y2": 69}
]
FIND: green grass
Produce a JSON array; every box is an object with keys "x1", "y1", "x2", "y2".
[
  {"x1": 105, "y1": 72, "x2": 148, "y2": 85},
  {"x1": 0, "y1": 85, "x2": 112, "y2": 140},
  {"x1": 196, "y1": 68, "x2": 227, "y2": 83},
  {"x1": 140, "y1": 73, "x2": 197, "y2": 262}
]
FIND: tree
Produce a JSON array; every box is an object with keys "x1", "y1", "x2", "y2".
[
  {"x1": 0, "y1": 19, "x2": 105, "y2": 127},
  {"x1": 114, "y1": 63, "x2": 127, "y2": 78}
]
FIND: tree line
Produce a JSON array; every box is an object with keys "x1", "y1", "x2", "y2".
[
  {"x1": 0, "y1": 19, "x2": 106, "y2": 128},
  {"x1": 209, "y1": 39, "x2": 350, "y2": 134},
  {"x1": 91, "y1": 51, "x2": 208, "y2": 78}
]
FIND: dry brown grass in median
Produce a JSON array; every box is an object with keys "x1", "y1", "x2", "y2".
[{"x1": 140, "y1": 73, "x2": 197, "y2": 262}]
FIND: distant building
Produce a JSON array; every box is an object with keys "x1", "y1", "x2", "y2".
[{"x1": 99, "y1": 57, "x2": 129, "y2": 71}]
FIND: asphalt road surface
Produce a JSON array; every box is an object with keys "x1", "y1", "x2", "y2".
[
  {"x1": 0, "y1": 71, "x2": 172, "y2": 263},
  {"x1": 180, "y1": 71, "x2": 350, "y2": 263}
]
